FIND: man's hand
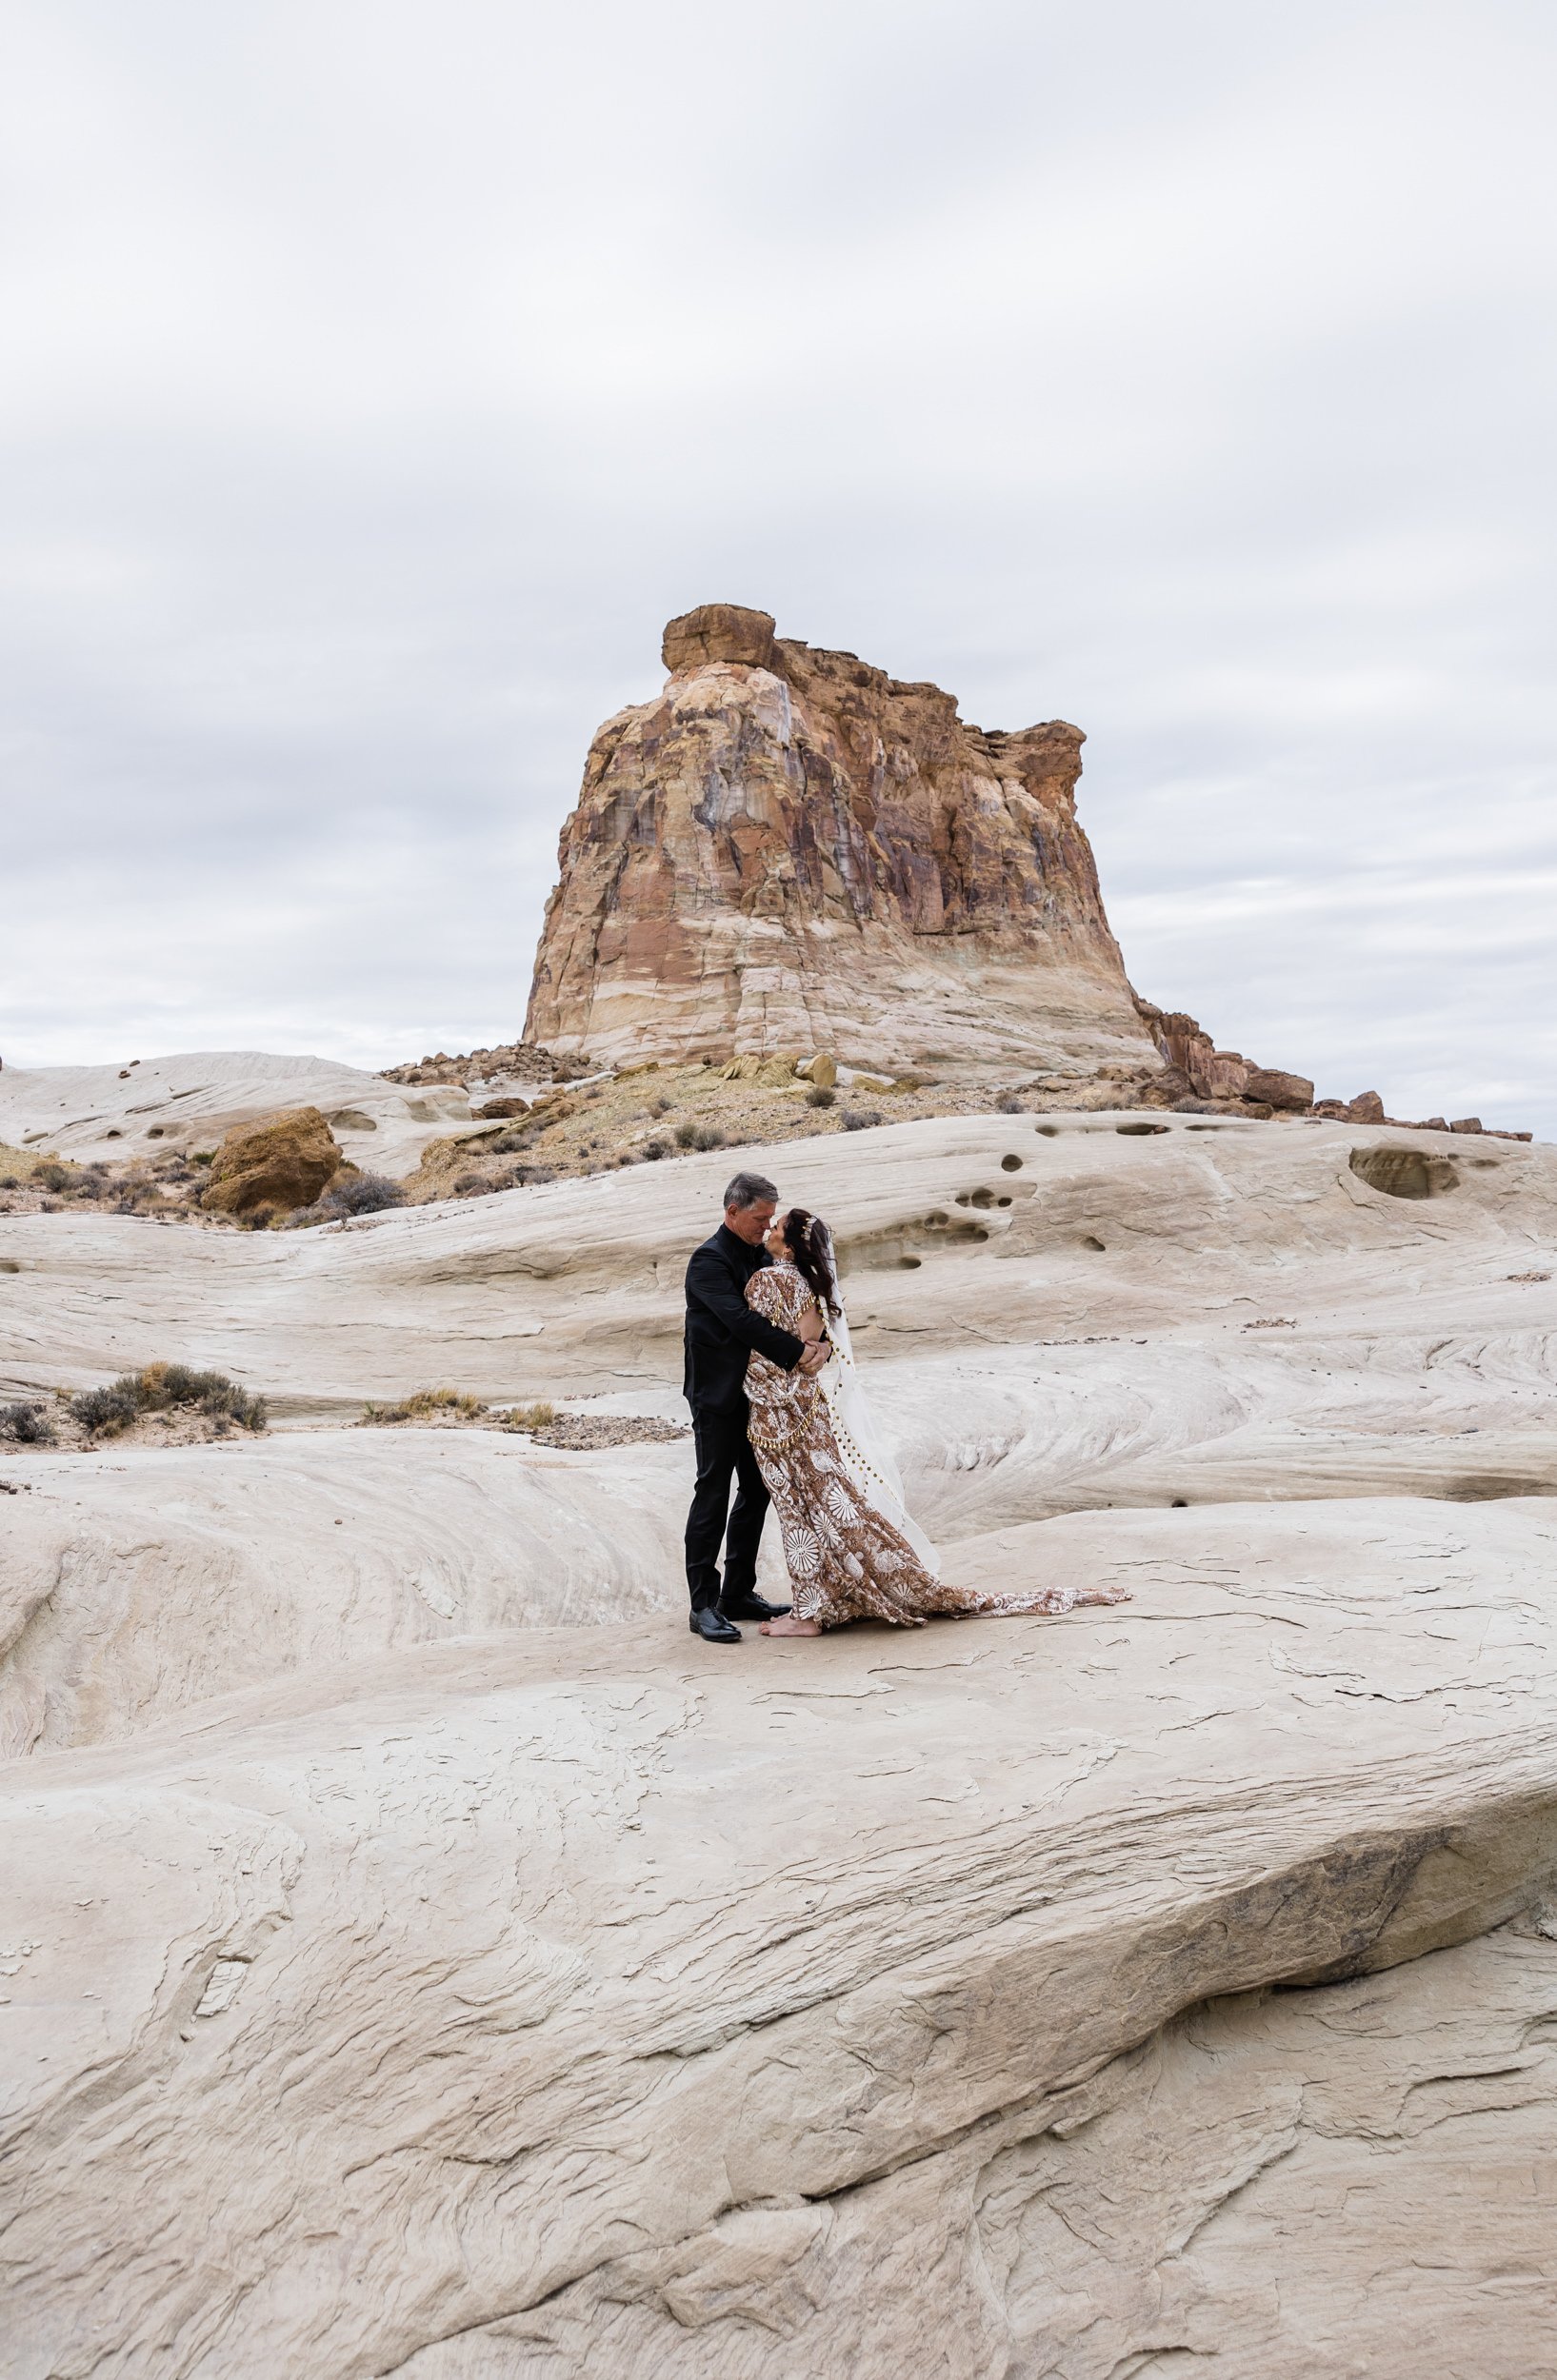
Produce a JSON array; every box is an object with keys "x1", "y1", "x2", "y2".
[{"x1": 798, "y1": 1341, "x2": 831, "y2": 1377}]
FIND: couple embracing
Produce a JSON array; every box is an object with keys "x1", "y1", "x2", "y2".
[{"x1": 682, "y1": 1169, "x2": 1125, "y2": 1643}]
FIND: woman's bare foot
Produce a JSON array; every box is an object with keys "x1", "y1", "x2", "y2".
[{"x1": 760, "y1": 1616, "x2": 822, "y2": 1636}]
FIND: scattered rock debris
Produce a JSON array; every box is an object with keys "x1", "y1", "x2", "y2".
[{"x1": 522, "y1": 1415, "x2": 689, "y2": 1452}]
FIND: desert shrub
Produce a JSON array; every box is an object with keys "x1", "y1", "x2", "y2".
[
  {"x1": 192, "y1": 1150, "x2": 215, "y2": 1165},
  {"x1": 0, "y1": 1174, "x2": 18, "y2": 1190},
  {"x1": 650, "y1": 1097, "x2": 673, "y2": 1116},
  {"x1": 71, "y1": 1364, "x2": 267, "y2": 1437},
  {"x1": 486, "y1": 1129, "x2": 531, "y2": 1154},
  {"x1": 361, "y1": 1385, "x2": 487, "y2": 1425},
  {"x1": 150, "y1": 1363, "x2": 267, "y2": 1427},
  {"x1": 0, "y1": 1401, "x2": 55, "y2": 1444},
  {"x1": 806, "y1": 1086, "x2": 836, "y2": 1110},
  {"x1": 33, "y1": 1161, "x2": 74, "y2": 1192},
  {"x1": 503, "y1": 1399, "x2": 557, "y2": 1432},
  {"x1": 995, "y1": 1092, "x2": 1027, "y2": 1115},
  {"x1": 841, "y1": 1108, "x2": 884, "y2": 1132},
  {"x1": 641, "y1": 1139, "x2": 669, "y2": 1161},
  {"x1": 452, "y1": 1170, "x2": 492, "y2": 1196},
  {"x1": 673, "y1": 1121, "x2": 700, "y2": 1148},
  {"x1": 317, "y1": 1170, "x2": 405, "y2": 1220},
  {"x1": 72, "y1": 1380, "x2": 143, "y2": 1436}
]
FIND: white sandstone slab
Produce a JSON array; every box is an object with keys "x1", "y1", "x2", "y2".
[
  {"x1": 0, "y1": 1049, "x2": 471, "y2": 1176},
  {"x1": 3, "y1": 1498, "x2": 1557, "y2": 2374}
]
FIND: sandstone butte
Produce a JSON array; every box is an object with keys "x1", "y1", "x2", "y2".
[
  {"x1": 525, "y1": 605, "x2": 1375, "y2": 1124},
  {"x1": 526, "y1": 602, "x2": 1167, "y2": 1081}
]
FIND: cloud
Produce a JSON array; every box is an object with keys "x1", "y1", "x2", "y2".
[{"x1": 2, "y1": 0, "x2": 1553, "y2": 1135}]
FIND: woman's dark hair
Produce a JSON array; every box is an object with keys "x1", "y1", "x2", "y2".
[{"x1": 780, "y1": 1206, "x2": 840, "y2": 1319}]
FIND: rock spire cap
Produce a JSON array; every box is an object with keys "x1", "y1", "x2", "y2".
[{"x1": 662, "y1": 603, "x2": 777, "y2": 676}]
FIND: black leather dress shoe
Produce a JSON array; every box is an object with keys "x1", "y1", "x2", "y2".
[
  {"x1": 689, "y1": 1607, "x2": 742, "y2": 1643},
  {"x1": 718, "y1": 1591, "x2": 791, "y2": 1623}
]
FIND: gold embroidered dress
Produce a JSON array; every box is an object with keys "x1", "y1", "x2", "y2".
[{"x1": 745, "y1": 1259, "x2": 1126, "y2": 1630}]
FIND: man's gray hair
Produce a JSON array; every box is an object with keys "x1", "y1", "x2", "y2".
[{"x1": 724, "y1": 1169, "x2": 778, "y2": 1212}]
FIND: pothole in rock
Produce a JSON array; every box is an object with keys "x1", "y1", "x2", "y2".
[
  {"x1": 1116, "y1": 1121, "x2": 1169, "y2": 1137},
  {"x1": 1001, "y1": 1154, "x2": 1024, "y2": 1171},
  {"x1": 1349, "y1": 1145, "x2": 1460, "y2": 1200},
  {"x1": 1441, "y1": 1473, "x2": 1555, "y2": 1502},
  {"x1": 1081, "y1": 1235, "x2": 1107, "y2": 1252},
  {"x1": 841, "y1": 1211, "x2": 989, "y2": 1271}
]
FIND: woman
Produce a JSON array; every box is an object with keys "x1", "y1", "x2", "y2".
[{"x1": 744, "y1": 1207, "x2": 1129, "y2": 1635}]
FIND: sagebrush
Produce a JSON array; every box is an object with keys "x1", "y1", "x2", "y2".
[
  {"x1": 71, "y1": 1363, "x2": 268, "y2": 1437},
  {"x1": 0, "y1": 1400, "x2": 55, "y2": 1444}
]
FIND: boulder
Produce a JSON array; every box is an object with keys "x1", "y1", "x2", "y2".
[
  {"x1": 1347, "y1": 1091, "x2": 1387, "y2": 1123},
  {"x1": 661, "y1": 603, "x2": 777, "y2": 676},
  {"x1": 201, "y1": 1107, "x2": 345, "y2": 1218},
  {"x1": 1450, "y1": 1117, "x2": 1485, "y2": 1134},
  {"x1": 1135, "y1": 1002, "x2": 1253, "y2": 1100},
  {"x1": 808, "y1": 1052, "x2": 838, "y2": 1090},
  {"x1": 1242, "y1": 1068, "x2": 1314, "y2": 1112},
  {"x1": 717, "y1": 1053, "x2": 801, "y2": 1087},
  {"x1": 1139, "y1": 1063, "x2": 1195, "y2": 1107}
]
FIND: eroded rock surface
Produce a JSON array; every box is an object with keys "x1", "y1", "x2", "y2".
[
  {"x1": 4, "y1": 1500, "x2": 1557, "y2": 2376},
  {"x1": 0, "y1": 1051, "x2": 473, "y2": 1176},
  {"x1": 3, "y1": 1114, "x2": 1556, "y2": 2373}
]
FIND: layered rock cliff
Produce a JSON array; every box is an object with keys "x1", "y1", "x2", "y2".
[{"x1": 525, "y1": 604, "x2": 1160, "y2": 1077}]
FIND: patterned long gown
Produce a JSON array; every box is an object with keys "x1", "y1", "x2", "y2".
[{"x1": 744, "y1": 1260, "x2": 1129, "y2": 1630}]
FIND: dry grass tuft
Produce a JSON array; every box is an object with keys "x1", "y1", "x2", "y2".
[
  {"x1": 502, "y1": 1399, "x2": 557, "y2": 1431},
  {"x1": 359, "y1": 1385, "x2": 489, "y2": 1425}
]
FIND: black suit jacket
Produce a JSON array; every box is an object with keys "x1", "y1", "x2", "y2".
[{"x1": 683, "y1": 1224, "x2": 806, "y2": 1413}]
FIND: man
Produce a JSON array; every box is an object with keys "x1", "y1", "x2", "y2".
[{"x1": 683, "y1": 1169, "x2": 830, "y2": 1643}]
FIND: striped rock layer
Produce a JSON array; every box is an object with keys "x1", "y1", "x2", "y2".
[{"x1": 525, "y1": 605, "x2": 1159, "y2": 1078}]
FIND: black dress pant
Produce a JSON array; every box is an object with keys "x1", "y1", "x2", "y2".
[{"x1": 685, "y1": 1399, "x2": 769, "y2": 1614}]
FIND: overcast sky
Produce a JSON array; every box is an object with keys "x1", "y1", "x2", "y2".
[{"x1": 4, "y1": 1, "x2": 1554, "y2": 1133}]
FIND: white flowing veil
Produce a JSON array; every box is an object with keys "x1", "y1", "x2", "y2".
[{"x1": 814, "y1": 1225, "x2": 942, "y2": 1578}]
